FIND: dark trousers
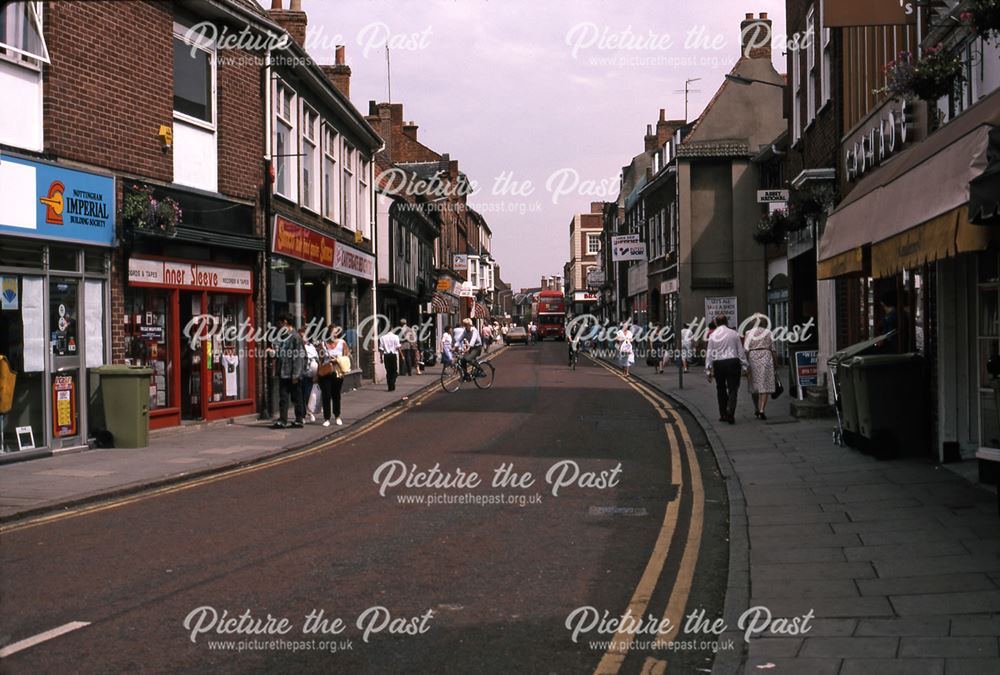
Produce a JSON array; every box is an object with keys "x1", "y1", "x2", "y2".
[
  {"x1": 401, "y1": 346, "x2": 415, "y2": 375},
  {"x1": 713, "y1": 358, "x2": 742, "y2": 420},
  {"x1": 384, "y1": 353, "x2": 399, "y2": 391},
  {"x1": 460, "y1": 345, "x2": 483, "y2": 378},
  {"x1": 318, "y1": 374, "x2": 344, "y2": 420},
  {"x1": 278, "y1": 377, "x2": 304, "y2": 423}
]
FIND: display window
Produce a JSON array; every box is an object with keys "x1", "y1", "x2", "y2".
[{"x1": 124, "y1": 290, "x2": 172, "y2": 412}]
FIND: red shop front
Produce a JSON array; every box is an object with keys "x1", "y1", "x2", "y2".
[{"x1": 126, "y1": 256, "x2": 256, "y2": 429}]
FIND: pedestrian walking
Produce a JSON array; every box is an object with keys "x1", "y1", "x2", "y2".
[
  {"x1": 399, "y1": 319, "x2": 415, "y2": 376},
  {"x1": 318, "y1": 327, "x2": 349, "y2": 427},
  {"x1": 299, "y1": 327, "x2": 320, "y2": 423},
  {"x1": 482, "y1": 322, "x2": 494, "y2": 352},
  {"x1": 500, "y1": 323, "x2": 508, "y2": 345},
  {"x1": 705, "y1": 314, "x2": 747, "y2": 424},
  {"x1": 681, "y1": 324, "x2": 694, "y2": 372},
  {"x1": 269, "y1": 313, "x2": 305, "y2": 429},
  {"x1": 617, "y1": 321, "x2": 635, "y2": 377},
  {"x1": 744, "y1": 313, "x2": 777, "y2": 420},
  {"x1": 528, "y1": 321, "x2": 537, "y2": 344},
  {"x1": 379, "y1": 328, "x2": 401, "y2": 392},
  {"x1": 440, "y1": 326, "x2": 454, "y2": 365}
]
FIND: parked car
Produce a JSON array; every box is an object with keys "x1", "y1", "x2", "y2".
[{"x1": 505, "y1": 326, "x2": 529, "y2": 344}]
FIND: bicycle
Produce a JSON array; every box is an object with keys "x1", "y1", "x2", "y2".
[
  {"x1": 440, "y1": 355, "x2": 495, "y2": 392},
  {"x1": 568, "y1": 345, "x2": 578, "y2": 370}
]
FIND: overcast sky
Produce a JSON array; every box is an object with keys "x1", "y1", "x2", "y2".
[{"x1": 272, "y1": 0, "x2": 787, "y2": 290}]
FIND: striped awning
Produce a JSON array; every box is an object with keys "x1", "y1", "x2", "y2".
[
  {"x1": 472, "y1": 302, "x2": 491, "y2": 319},
  {"x1": 431, "y1": 293, "x2": 451, "y2": 314}
]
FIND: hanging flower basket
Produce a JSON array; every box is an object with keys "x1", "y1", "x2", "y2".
[
  {"x1": 883, "y1": 46, "x2": 963, "y2": 101},
  {"x1": 962, "y1": 1, "x2": 1000, "y2": 45},
  {"x1": 753, "y1": 210, "x2": 788, "y2": 245},
  {"x1": 121, "y1": 184, "x2": 181, "y2": 236}
]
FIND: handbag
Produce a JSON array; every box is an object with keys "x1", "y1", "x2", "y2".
[
  {"x1": 771, "y1": 373, "x2": 784, "y2": 400},
  {"x1": 333, "y1": 355, "x2": 352, "y2": 378},
  {"x1": 317, "y1": 361, "x2": 335, "y2": 378}
]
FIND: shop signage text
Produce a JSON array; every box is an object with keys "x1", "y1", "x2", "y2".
[
  {"x1": 333, "y1": 244, "x2": 376, "y2": 281},
  {"x1": 0, "y1": 154, "x2": 115, "y2": 246},
  {"x1": 757, "y1": 189, "x2": 789, "y2": 203},
  {"x1": 611, "y1": 234, "x2": 646, "y2": 262},
  {"x1": 129, "y1": 258, "x2": 252, "y2": 292},
  {"x1": 573, "y1": 291, "x2": 598, "y2": 302},
  {"x1": 661, "y1": 279, "x2": 679, "y2": 295},
  {"x1": 705, "y1": 296, "x2": 738, "y2": 325},
  {"x1": 795, "y1": 350, "x2": 819, "y2": 397},
  {"x1": 272, "y1": 216, "x2": 335, "y2": 267},
  {"x1": 824, "y1": 0, "x2": 916, "y2": 27},
  {"x1": 844, "y1": 98, "x2": 913, "y2": 182}
]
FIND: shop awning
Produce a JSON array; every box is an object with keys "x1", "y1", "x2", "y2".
[
  {"x1": 817, "y1": 248, "x2": 864, "y2": 280},
  {"x1": 472, "y1": 302, "x2": 491, "y2": 320},
  {"x1": 430, "y1": 293, "x2": 451, "y2": 314},
  {"x1": 818, "y1": 90, "x2": 1000, "y2": 276},
  {"x1": 870, "y1": 207, "x2": 993, "y2": 278},
  {"x1": 969, "y1": 126, "x2": 1000, "y2": 226}
]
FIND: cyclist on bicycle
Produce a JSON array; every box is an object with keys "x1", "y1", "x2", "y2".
[{"x1": 454, "y1": 318, "x2": 483, "y2": 381}]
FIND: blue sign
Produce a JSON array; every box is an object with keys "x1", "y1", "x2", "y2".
[
  {"x1": 0, "y1": 154, "x2": 115, "y2": 247},
  {"x1": 795, "y1": 350, "x2": 819, "y2": 397}
]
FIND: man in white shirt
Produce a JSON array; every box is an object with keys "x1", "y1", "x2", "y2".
[
  {"x1": 453, "y1": 318, "x2": 483, "y2": 381},
  {"x1": 379, "y1": 329, "x2": 401, "y2": 392},
  {"x1": 705, "y1": 314, "x2": 748, "y2": 424}
]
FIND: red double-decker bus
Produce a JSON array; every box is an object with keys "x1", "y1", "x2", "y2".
[{"x1": 533, "y1": 290, "x2": 566, "y2": 340}]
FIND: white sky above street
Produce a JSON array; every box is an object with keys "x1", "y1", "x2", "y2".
[{"x1": 273, "y1": 0, "x2": 787, "y2": 290}]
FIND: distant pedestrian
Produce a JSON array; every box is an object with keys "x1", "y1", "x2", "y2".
[
  {"x1": 500, "y1": 323, "x2": 508, "y2": 345},
  {"x1": 681, "y1": 324, "x2": 694, "y2": 372},
  {"x1": 379, "y1": 328, "x2": 401, "y2": 392},
  {"x1": 440, "y1": 325, "x2": 454, "y2": 365},
  {"x1": 400, "y1": 319, "x2": 416, "y2": 376},
  {"x1": 318, "y1": 327, "x2": 349, "y2": 427},
  {"x1": 269, "y1": 313, "x2": 305, "y2": 429},
  {"x1": 705, "y1": 314, "x2": 747, "y2": 424},
  {"x1": 617, "y1": 321, "x2": 635, "y2": 377},
  {"x1": 744, "y1": 313, "x2": 777, "y2": 420},
  {"x1": 482, "y1": 322, "x2": 494, "y2": 352},
  {"x1": 528, "y1": 321, "x2": 537, "y2": 343},
  {"x1": 299, "y1": 327, "x2": 320, "y2": 423}
]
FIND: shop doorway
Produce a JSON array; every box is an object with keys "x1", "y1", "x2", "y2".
[
  {"x1": 179, "y1": 291, "x2": 201, "y2": 421},
  {"x1": 49, "y1": 278, "x2": 82, "y2": 449}
]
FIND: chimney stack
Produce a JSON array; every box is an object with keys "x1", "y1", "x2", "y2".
[
  {"x1": 655, "y1": 108, "x2": 686, "y2": 146},
  {"x1": 402, "y1": 121, "x2": 418, "y2": 141},
  {"x1": 740, "y1": 12, "x2": 773, "y2": 60},
  {"x1": 644, "y1": 123, "x2": 658, "y2": 153},
  {"x1": 590, "y1": 202, "x2": 604, "y2": 214},
  {"x1": 321, "y1": 45, "x2": 352, "y2": 99},
  {"x1": 268, "y1": 0, "x2": 307, "y2": 47}
]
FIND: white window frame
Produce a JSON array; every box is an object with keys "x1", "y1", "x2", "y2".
[
  {"x1": 587, "y1": 233, "x2": 601, "y2": 255},
  {"x1": 322, "y1": 124, "x2": 340, "y2": 223},
  {"x1": 300, "y1": 101, "x2": 320, "y2": 212},
  {"x1": 341, "y1": 140, "x2": 355, "y2": 231},
  {"x1": 820, "y1": 0, "x2": 832, "y2": 105},
  {"x1": 172, "y1": 22, "x2": 217, "y2": 131},
  {"x1": 806, "y1": 4, "x2": 817, "y2": 125},
  {"x1": 358, "y1": 156, "x2": 370, "y2": 240},
  {"x1": 0, "y1": 1, "x2": 49, "y2": 67},
  {"x1": 792, "y1": 40, "x2": 802, "y2": 143},
  {"x1": 273, "y1": 80, "x2": 297, "y2": 201}
]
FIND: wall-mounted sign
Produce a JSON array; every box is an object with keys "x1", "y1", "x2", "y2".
[
  {"x1": 333, "y1": 243, "x2": 375, "y2": 281},
  {"x1": 128, "y1": 258, "x2": 252, "y2": 292},
  {"x1": 660, "y1": 278, "x2": 679, "y2": 295},
  {"x1": 573, "y1": 291, "x2": 598, "y2": 302},
  {"x1": 52, "y1": 375, "x2": 77, "y2": 438},
  {"x1": 611, "y1": 234, "x2": 646, "y2": 262},
  {"x1": 757, "y1": 189, "x2": 789, "y2": 203},
  {"x1": 824, "y1": 0, "x2": 916, "y2": 27},
  {"x1": 458, "y1": 281, "x2": 475, "y2": 298},
  {"x1": 844, "y1": 98, "x2": 915, "y2": 182},
  {"x1": 436, "y1": 277, "x2": 454, "y2": 293},
  {"x1": 705, "y1": 296, "x2": 738, "y2": 325},
  {"x1": 452, "y1": 254, "x2": 469, "y2": 271},
  {"x1": 586, "y1": 269, "x2": 605, "y2": 286},
  {"x1": 272, "y1": 215, "x2": 336, "y2": 267},
  {"x1": 0, "y1": 154, "x2": 115, "y2": 246}
]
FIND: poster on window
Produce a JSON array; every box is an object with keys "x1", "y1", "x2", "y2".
[{"x1": 52, "y1": 375, "x2": 77, "y2": 438}]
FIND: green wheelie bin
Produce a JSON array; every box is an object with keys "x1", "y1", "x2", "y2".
[
  {"x1": 95, "y1": 365, "x2": 153, "y2": 448},
  {"x1": 850, "y1": 353, "x2": 928, "y2": 459},
  {"x1": 828, "y1": 333, "x2": 891, "y2": 448}
]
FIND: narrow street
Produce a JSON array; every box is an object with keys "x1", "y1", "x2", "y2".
[{"x1": 0, "y1": 343, "x2": 729, "y2": 674}]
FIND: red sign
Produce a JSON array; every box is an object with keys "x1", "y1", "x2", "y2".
[
  {"x1": 272, "y1": 215, "x2": 336, "y2": 267},
  {"x1": 52, "y1": 375, "x2": 77, "y2": 438},
  {"x1": 824, "y1": 0, "x2": 916, "y2": 26}
]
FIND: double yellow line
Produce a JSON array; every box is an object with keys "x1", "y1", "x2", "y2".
[{"x1": 588, "y1": 358, "x2": 705, "y2": 674}]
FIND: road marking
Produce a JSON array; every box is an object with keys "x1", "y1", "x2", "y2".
[
  {"x1": 640, "y1": 657, "x2": 668, "y2": 675},
  {"x1": 587, "y1": 357, "x2": 706, "y2": 674},
  {"x1": 0, "y1": 348, "x2": 511, "y2": 535},
  {"x1": 0, "y1": 621, "x2": 90, "y2": 658}
]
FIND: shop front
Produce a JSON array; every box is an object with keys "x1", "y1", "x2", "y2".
[
  {"x1": 0, "y1": 154, "x2": 114, "y2": 457},
  {"x1": 126, "y1": 257, "x2": 256, "y2": 429}
]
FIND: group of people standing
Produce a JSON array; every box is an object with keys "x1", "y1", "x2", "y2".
[{"x1": 268, "y1": 313, "x2": 351, "y2": 429}]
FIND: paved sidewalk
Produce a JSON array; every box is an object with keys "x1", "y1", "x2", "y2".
[
  {"x1": 0, "y1": 369, "x2": 441, "y2": 521},
  {"x1": 620, "y1": 359, "x2": 1000, "y2": 675}
]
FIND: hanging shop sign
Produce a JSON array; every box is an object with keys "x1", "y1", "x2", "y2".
[
  {"x1": 271, "y1": 215, "x2": 336, "y2": 267},
  {"x1": 0, "y1": 153, "x2": 115, "y2": 246},
  {"x1": 586, "y1": 269, "x2": 605, "y2": 287},
  {"x1": 757, "y1": 189, "x2": 789, "y2": 203},
  {"x1": 452, "y1": 254, "x2": 469, "y2": 272},
  {"x1": 824, "y1": 0, "x2": 915, "y2": 27},
  {"x1": 52, "y1": 375, "x2": 77, "y2": 438},
  {"x1": 333, "y1": 243, "x2": 376, "y2": 281},
  {"x1": 611, "y1": 234, "x2": 647, "y2": 262},
  {"x1": 844, "y1": 98, "x2": 915, "y2": 182},
  {"x1": 660, "y1": 278, "x2": 679, "y2": 295},
  {"x1": 128, "y1": 258, "x2": 252, "y2": 292}
]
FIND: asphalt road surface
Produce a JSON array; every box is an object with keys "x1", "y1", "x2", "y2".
[{"x1": 1, "y1": 342, "x2": 728, "y2": 674}]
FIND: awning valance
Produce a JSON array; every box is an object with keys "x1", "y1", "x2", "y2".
[
  {"x1": 472, "y1": 302, "x2": 491, "y2": 320},
  {"x1": 870, "y1": 207, "x2": 993, "y2": 278},
  {"x1": 817, "y1": 247, "x2": 864, "y2": 280},
  {"x1": 430, "y1": 293, "x2": 451, "y2": 314},
  {"x1": 819, "y1": 89, "x2": 999, "y2": 267}
]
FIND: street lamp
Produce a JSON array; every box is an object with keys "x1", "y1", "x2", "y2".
[{"x1": 724, "y1": 73, "x2": 786, "y2": 89}]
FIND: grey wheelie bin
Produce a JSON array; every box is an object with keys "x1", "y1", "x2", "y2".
[
  {"x1": 828, "y1": 333, "x2": 892, "y2": 448},
  {"x1": 851, "y1": 353, "x2": 928, "y2": 459},
  {"x1": 95, "y1": 365, "x2": 153, "y2": 448}
]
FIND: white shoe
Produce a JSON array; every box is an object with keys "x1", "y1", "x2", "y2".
[
  {"x1": 335, "y1": 417, "x2": 343, "y2": 426},
  {"x1": 322, "y1": 420, "x2": 331, "y2": 427},
  {"x1": 309, "y1": 412, "x2": 316, "y2": 423}
]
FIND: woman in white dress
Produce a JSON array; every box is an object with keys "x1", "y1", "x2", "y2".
[
  {"x1": 743, "y1": 313, "x2": 777, "y2": 420},
  {"x1": 617, "y1": 321, "x2": 635, "y2": 377}
]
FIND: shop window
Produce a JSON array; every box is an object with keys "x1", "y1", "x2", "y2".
[
  {"x1": 49, "y1": 279, "x2": 78, "y2": 357},
  {"x1": 301, "y1": 104, "x2": 319, "y2": 211},
  {"x1": 84, "y1": 251, "x2": 107, "y2": 275},
  {"x1": 0, "y1": 273, "x2": 45, "y2": 452},
  {"x1": 342, "y1": 143, "x2": 354, "y2": 230},
  {"x1": 0, "y1": 242, "x2": 43, "y2": 268},
  {"x1": 274, "y1": 82, "x2": 297, "y2": 200},
  {"x1": 0, "y1": 1, "x2": 49, "y2": 66},
  {"x1": 124, "y1": 290, "x2": 171, "y2": 411},
  {"x1": 207, "y1": 294, "x2": 247, "y2": 403},
  {"x1": 322, "y1": 125, "x2": 339, "y2": 222},
  {"x1": 49, "y1": 247, "x2": 79, "y2": 272}
]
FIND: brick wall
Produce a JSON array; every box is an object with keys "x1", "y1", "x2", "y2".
[{"x1": 216, "y1": 54, "x2": 264, "y2": 204}]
